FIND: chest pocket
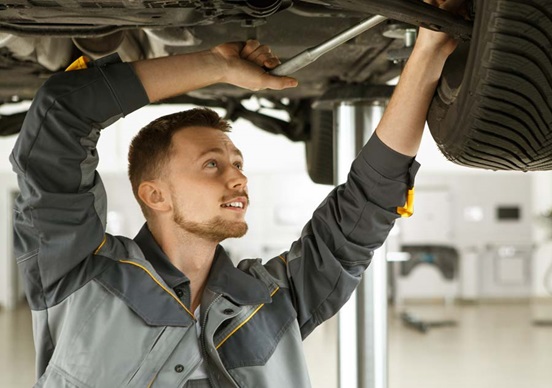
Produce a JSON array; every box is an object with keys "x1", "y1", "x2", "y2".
[
  {"x1": 125, "y1": 326, "x2": 191, "y2": 386},
  {"x1": 215, "y1": 287, "x2": 296, "y2": 369}
]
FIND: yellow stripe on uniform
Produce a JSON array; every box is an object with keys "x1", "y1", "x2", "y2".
[
  {"x1": 119, "y1": 260, "x2": 196, "y2": 320},
  {"x1": 65, "y1": 56, "x2": 90, "y2": 72},
  {"x1": 93, "y1": 234, "x2": 107, "y2": 255},
  {"x1": 397, "y1": 188, "x2": 415, "y2": 218},
  {"x1": 146, "y1": 372, "x2": 159, "y2": 388},
  {"x1": 216, "y1": 287, "x2": 280, "y2": 350}
]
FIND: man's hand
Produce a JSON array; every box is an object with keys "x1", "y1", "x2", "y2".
[
  {"x1": 133, "y1": 40, "x2": 297, "y2": 102},
  {"x1": 212, "y1": 40, "x2": 298, "y2": 91},
  {"x1": 417, "y1": 0, "x2": 469, "y2": 57},
  {"x1": 374, "y1": 0, "x2": 468, "y2": 157}
]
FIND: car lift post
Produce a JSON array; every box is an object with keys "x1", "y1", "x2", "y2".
[
  {"x1": 334, "y1": 97, "x2": 388, "y2": 388},
  {"x1": 334, "y1": 98, "x2": 390, "y2": 388}
]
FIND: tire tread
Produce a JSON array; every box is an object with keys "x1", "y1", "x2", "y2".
[{"x1": 429, "y1": 0, "x2": 552, "y2": 171}]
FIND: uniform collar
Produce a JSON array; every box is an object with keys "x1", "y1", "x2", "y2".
[
  {"x1": 134, "y1": 223, "x2": 189, "y2": 289},
  {"x1": 134, "y1": 223, "x2": 271, "y2": 305},
  {"x1": 206, "y1": 246, "x2": 271, "y2": 306}
]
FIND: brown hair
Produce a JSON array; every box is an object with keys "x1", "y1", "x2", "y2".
[{"x1": 128, "y1": 107, "x2": 231, "y2": 216}]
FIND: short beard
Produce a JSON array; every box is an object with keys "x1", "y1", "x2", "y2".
[{"x1": 173, "y1": 211, "x2": 248, "y2": 242}]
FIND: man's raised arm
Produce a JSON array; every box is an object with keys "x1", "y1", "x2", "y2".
[
  {"x1": 258, "y1": 0, "x2": 467, "y2": 337},
  {"x1": 376, "y1": 0, "x2": 465, "y2": 156},
  {"x1": 131, "y1": 40, "x2": 298, "y2": 103}
]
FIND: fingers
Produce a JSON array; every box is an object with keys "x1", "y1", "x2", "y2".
[
  {"x1": 440, "y1": 0, "x2": 467, "y2": 11},
  {"x1": 241, "y1": 40, "x2": 282, "y2": 69},
  {"x1": 262, "y1": 74, "x2": 298, "y2": 90},
  {"x1": 261, "y1": 55, "x2": 281, "y2": 69},
  {"x1": 240, "y1": 39, "x2": 261, "y2": 58},
  {"x1": 230, "y1": 39, "x2": 297, "y2": 91},
  {"x1": 441, "y1": 0, "x2": 469, "y2": 18},
  {"x1": 426, "y1": 0, "x2": 468, "y2": 16}
]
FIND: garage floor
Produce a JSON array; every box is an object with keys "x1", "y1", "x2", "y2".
[
  {"x1": 387, "y1": 301, "x2": 552, "y2": 388},
  {"x1": 1, "y1": 301, "x2": 551, "y2": 387}
]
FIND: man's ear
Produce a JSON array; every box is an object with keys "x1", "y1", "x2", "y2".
[{"x1": 138, "y1": 180, "x2": 171, "y2": 213}]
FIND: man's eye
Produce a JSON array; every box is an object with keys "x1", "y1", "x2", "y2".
[
  {"x1": 234, "y1": 162, "x2": 243, "y2": 170},
  {"x1": 206, "y1": 161, "x2": 217, "y2": 168}
]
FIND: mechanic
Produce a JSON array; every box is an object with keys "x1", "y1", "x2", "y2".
[{"x1": 10, "y1": 1, "x2": 463, "y2": 386}]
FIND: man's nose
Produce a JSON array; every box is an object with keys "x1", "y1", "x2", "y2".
[{"x1": 227, "y1": 167, "x2": 248, "y2": 189}]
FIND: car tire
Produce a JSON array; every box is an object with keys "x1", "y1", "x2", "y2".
[
  {"x1": 306, "y1": 108, "x2": 334, "y2": 185},
  {"x1": 305, "y1": 84, "x2": 395, "y2": 185},
  {"x1": 427, "y1": 0, "x2": 552, "y2": 171},
  {"x1": 0, "y1": 111, "x2": 27, "y2": 136}
]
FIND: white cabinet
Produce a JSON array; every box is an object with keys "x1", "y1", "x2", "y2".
[{"x1": 479, "y1": 244, "x2": 533, "y2": 298}]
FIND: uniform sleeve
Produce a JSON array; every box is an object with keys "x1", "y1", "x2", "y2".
[
  {"x1": 265, "y1": 133, "x2": 420, "y2": 339},
  {"x1": 10, "y1": 56, "x2": 150, "y2": 295}
]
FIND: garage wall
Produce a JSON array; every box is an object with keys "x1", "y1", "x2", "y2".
[
  {"x1": 397, "y1": 130, "x2": 552, "y2": 300},
  {"x1": 530, "y1": 172, "x2": 552, "y2": 298},
  {"x1": 395, "y1": 171, "x2": 536, "y2": 301}
]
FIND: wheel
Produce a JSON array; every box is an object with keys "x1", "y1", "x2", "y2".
[
  {"x1": 0, "y1": 111, "x2": 27, "y2": 136},
  {"x1": 427, "y1": 0, "x2": 552, "y2": 171},
  {"x1": 305, "y1": 85, "x2": 395, "y2": 185},
  {"x1": 305, "y1": 108, "x2": 334, "y2": 185}
]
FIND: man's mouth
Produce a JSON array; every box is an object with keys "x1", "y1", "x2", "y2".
[
  {"x1": 221, "y1": 201, "x2": 244, "y2": 209},
  {"x1": 221, "y1": 191, "x2": 249, "y2": 210},
  {"x1": 221, "y1": 195, "x2": 248, "y2": 210}
]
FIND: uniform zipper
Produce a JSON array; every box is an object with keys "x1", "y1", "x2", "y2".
[{"x1": 201, "y1": 294, "x2": 222, "y2": 388}]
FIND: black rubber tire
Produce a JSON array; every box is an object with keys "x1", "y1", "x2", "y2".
[
  {"x1": 0, "y1": 111, "x2": 27, "y2": 137},
  {"x1": 427, "y1": 0, "x2": 552, "y2": 171},
  {"x1": 305, "y1": 108, "x2": 334, "y2": 185},
  {"x1": 305, "y1": 84, "x2": 394, "y2": 185}
]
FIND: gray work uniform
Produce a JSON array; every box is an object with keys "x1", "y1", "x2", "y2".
[{"x1": 10, "y1": 55, "x2": 419, "y2": 387}]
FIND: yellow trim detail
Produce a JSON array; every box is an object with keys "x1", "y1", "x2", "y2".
[
  {"x1": 278, "y1": 255, "x2": 287, "y2": 265},
  {"x1": 215, "y1": 287, "x2": 280, "y2": 350},
  {"x1": 65, "y1": 56, "x2": 90, "y2": 72},
  {"x1": 146, "y1": 372, "x2": 158, "y2": 388},
  {"x1": 119, "y1": 260, "x2": 195, "y2": 320},
  {"x1": 397, "y1": 188, "x2": 415, "y2": 218},
  {"x1": 94, "y1": 235, "x2": 107, "y2": 255}
]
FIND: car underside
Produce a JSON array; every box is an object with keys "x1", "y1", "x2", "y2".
[
  {"x1": 1, "y1": 0, "x2": 551, "y2": 180},
  {"x1": 0, "y1": 1, "x2": 470, "y2": 126}
]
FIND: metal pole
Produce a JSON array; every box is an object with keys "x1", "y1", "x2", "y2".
[
  {"x1": 336, "y1": 99, "x2": 389, "y2": 388},
  {"x1": 357, "y1": 103, "x2": 388, "y2": 388},
  {"x1": 336, "y1": 104, "x2": 359, "y2": 388}
]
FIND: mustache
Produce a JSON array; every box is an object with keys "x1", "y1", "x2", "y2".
[{"x1": 221, "y1": 191, "x2": 250, "y2": 205}]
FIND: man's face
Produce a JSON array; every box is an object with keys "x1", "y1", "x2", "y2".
[{"x1": 164, "y1": 126, "x2": 249, "y2": 242}]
